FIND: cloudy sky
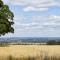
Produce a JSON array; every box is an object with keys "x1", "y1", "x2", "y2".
[{"x1": 2, "y1": 0, "x2": 60, "y2": 37}]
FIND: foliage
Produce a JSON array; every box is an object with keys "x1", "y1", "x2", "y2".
[
  {"x1": 0, "y1": 0, "x2": 14, "y2": 36},
  {"x1": 47, "y1": 40, "x2": 57, "y2": 45},
  {"x1": 47, "y1": 40, "x2": 60, "y2": 45}
]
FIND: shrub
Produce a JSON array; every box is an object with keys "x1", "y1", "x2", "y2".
[{"x1": 47, "y1": 40, "x2": 57, "y2": 45}]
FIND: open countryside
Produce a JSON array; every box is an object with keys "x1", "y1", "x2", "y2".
[{"x1": 0, "y1": 45, "x2": 60, "y2": 60}]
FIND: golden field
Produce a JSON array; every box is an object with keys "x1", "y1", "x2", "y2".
[{"x1": 0, "y1": 45, "x2": 60, "y2": 60}]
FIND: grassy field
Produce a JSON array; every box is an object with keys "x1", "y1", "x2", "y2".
[{"x1": 0, "y1": 45, "x2": 60, "y2": 60}]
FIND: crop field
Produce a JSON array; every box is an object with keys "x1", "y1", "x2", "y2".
[{"x1": 0, "y1": 45, "x2": 60, "y2": 60}]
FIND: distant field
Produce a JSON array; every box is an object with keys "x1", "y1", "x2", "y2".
[{"x1": 0, "y1": 45, "x2": 60, "y2": 60}]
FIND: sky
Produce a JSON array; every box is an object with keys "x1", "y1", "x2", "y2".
[{"x1": 2, "y1": 0, "x2": 60, "y2": 37}]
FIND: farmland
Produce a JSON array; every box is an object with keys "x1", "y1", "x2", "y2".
[{"x1": 0, "y1": 45, "x2": 60, "y2": 60}]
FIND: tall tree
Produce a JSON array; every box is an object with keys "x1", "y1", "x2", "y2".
[{"x1": 0, "y1": 0, "x2": 14, "y2": 36}]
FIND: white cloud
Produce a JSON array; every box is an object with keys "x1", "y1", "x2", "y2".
[
  {"x1": 10, "y1": 0, "x2": 60, "y2": 11},
  {"x1": 23, "y1": 6, "x2": 48, "y2": 12},
  {"x1": 14, "y1": 15, "x2": 60, "y2": 31},
  {"x1": 2, "y1": 0, "x2": 10, "y2": 4},
  {"x1": 3, "y1": 15, "x2": 60, "y2": 37},
  {"x1": 2, "y1": 0, "x2": 60, "y2": 37}
]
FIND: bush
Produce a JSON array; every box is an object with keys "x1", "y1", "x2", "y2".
[
  {"x1": 47, "y1": 40, "x2": 60, "y2": 45},
  {"x1": 47, "y1": 40, "x2": 57, "y2": 45},
  {"x1": 57, "y1": 41, "x2": 60, "y2": 45}
]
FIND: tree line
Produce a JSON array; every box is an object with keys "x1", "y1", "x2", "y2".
[{"x1": 47, "y1": 40, "x2": 60, "y2": 45}]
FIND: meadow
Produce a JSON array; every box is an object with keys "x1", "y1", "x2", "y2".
[{"x1": 0, "y1": 45, "x2": 60, "y2": 60}]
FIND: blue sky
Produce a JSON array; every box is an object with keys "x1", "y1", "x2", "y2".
[{"x1": 2, "y1": 0, "x2": 60, "y2": 37}]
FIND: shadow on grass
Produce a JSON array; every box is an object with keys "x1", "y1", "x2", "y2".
[
  {"x1": 7, "y1": 55, "x2": 60, "y2": 60},
  {"x1": 7, "y1": 55, "x2": 37, "y2": 60}
]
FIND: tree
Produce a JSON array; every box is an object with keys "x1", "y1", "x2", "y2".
[
  {"x1": 47, "y1": 40, "x2": 57, "y2": 45},
  {"x1": 57, "y1": 41, "x2": 60, "y2": 45},
  {"x1": 0, "y1": 0, "x2": 14, "y2": 36}
]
